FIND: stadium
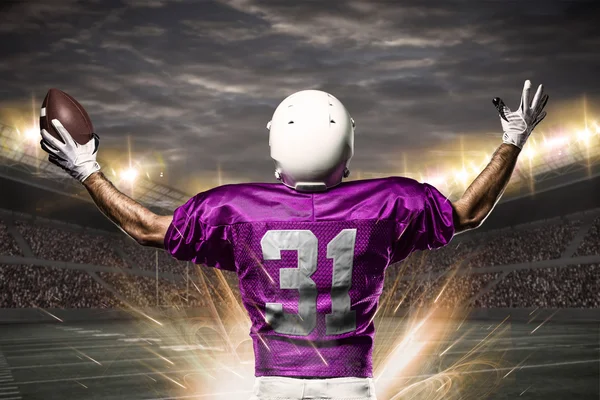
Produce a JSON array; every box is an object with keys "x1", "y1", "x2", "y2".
[{"x1": 0, "y1": 106, "x2": 599, "y2": 400}]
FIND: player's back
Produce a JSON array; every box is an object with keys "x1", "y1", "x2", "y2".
[{"x1": 164, "y1": 177, "x2": 455, "y2": 378}]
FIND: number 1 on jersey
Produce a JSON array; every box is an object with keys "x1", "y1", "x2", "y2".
[{"x1": 260, "y1": 229, "x2": 357, "y2": 336}]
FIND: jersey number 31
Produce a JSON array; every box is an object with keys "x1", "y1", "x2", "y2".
[{"x1": 260, "y1": 229, "x2": 357, "y2": 336}]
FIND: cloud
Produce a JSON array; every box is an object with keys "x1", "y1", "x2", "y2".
[
  {"x1": 111, "y1": 25, "x2": 167, "y2": 37},
  {"x1": 0, "y1": 0, "x2": 598, "y2": 194},
  {"x1": 120, "y1": 0, "x2": 189, "y2": 8},
  {"x1": 180, "y1": 19, "x2": 268, "y2": 43},
  {"x1": 0, "y1": 0, "x2": 87, "y2": 32}
]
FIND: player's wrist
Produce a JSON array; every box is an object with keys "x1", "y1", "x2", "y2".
[
  {"x1": 502, "y1": 137, "x2": 525, "y2": 149},
  {"x1": 82, "y1": 170, "x2": 102, "y2": 185},
  {"x1": 502, "y1": 128, "x2": 530, "y2": 149},
  {"x1": 79, "y1": 163, "x2": 101, "y2": 183},
  {"x1": 499, "y1": 142, "x2": 522, "y2": 154}
]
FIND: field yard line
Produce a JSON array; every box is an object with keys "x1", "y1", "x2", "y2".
[
  {"x1": 6, "y1": 355, "x2": 196, "y2": 370},
  {"x1": 3, "y1": 359, "x2": 598, "y2": 386},
  {"x1": 376, "y1": 358, "x2": 600, "y2": 381},
  {"x1": 142, "y1": 391, "x2": 254, "y2": 400}
]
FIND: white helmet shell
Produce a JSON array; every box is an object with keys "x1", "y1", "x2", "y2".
[{"x1": 267, "y1": 90, "x2": 355, "y2": 192}]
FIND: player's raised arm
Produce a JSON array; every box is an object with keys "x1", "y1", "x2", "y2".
[
  {"x1": 451, "y1": 80, "x2": 549, "y2": 234},
  {"x1": 38, "y1": 89, "x2": 172, "y2": 248},
  {"x1": 82, "y1": 172, "x2": 172, "y2": 248}
]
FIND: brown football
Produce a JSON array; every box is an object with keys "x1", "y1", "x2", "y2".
[{"x1": 40, "y1": 88, "x2": 95, "y2": 145}]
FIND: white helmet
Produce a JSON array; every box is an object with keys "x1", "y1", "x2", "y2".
[{"x1": 267, "y1": 90, "x2": 355, "y2": 192}]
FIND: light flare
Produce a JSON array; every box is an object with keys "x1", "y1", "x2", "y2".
[
  {"x1": 530, "y1": 310, "x2": 558, "y2": 334},
  {"x1": 35, "y1": 306, "x2": 64, "y2": 322},
  {"x1": 120, "y1": 167, "x2": 139, "y2": 183},
  {"x1": 71, "y1": 348, "x2": 102, "y2": 366},
  {"x1": 111, "y1": 211, "x2": 545, "y2": 400}
]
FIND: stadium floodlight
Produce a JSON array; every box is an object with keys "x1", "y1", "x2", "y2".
[
  {"x1": 454, "y1": 168, "x2": 469, "y2": 186},
  {"x1": 468, "y1": 162, "x2": 480, "y2": 174},
  {"x1": 25, "y1": 127, "x2": 39, "y2": 141},
  {"x1": 543, "y1": 136, "x2": 569, "y2": 149},
  {"x1": 15, "y1": 126, "x2": 39, "y2": 143},
  {"x1": 523, "y1": 146, "x2": 536, "y2": 160},
  {"x1": 426, "y1": 174, "x2": 446, "y2": 186},
  {"x1": 120, "y1": 167, "x2": 139, "y2": 183},
  {"x1": 577, "y1": 128, "x2": 592, "y2": 147}
]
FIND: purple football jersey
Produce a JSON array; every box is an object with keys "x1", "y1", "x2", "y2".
[{"x1": 164, "y1": 177, "x2": 454, "y2": 378}]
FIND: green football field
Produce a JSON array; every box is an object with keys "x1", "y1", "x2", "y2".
[{"x1": 0, "y1": 317, "x2": 597, "y2": 400}]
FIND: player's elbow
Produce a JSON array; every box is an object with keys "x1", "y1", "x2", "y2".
[
  {"x1": 459, "y1": 217, "x2": 484, "y2": 232},
  {"x1": 134, "y1": 230, "x2": 163, "y2": 248},
  {"x1": 133, "y1": 214, "x2": 172, "y2": 249},
  {"x1": 451, "y1": 200, "x2": 484, "y2": 234}
]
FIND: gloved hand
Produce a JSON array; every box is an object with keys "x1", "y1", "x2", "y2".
[
  {"x1": 40, "y1": 119, "x2": 101, "y2": 182},
  {"x1": 493, "y1": 80, "x2": 549, "y2": 149}
]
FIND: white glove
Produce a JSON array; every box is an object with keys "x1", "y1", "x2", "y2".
[
  {"x1": 493, "y1": 80, "x2": 549, "y2": 149},
  {"x1": 40, "y1": 119, "x2": 101, "y2": 182}
]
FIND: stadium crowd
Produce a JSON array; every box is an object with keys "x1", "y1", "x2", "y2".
[
  {"x1": 576, "y1": 216, "x2": 600, "y2": 256},
  {"x1": 0, "y1": 220, "x2": 22, "y2": 256},
  {"x1": 398, "y1": 238, "x2": 481, "y2": 275},
  {"x1": 117, "y1": 237, "x2": 188, "y2": 274},
  {"x1": 0, "y1": 264, "x2": 119, "y2": 308},
  {"x1": 383, "y1": 269, "x2": 500, "y2": 309},
  {"x1": 14, "y1": 220, "x2": 128, "y2": 268},
  {"x1": 475, "y1": 264, "x2": 599, "y2": 308},
  {"x1": 464, "y1": 220, "x2": 582, "y2": 268},
  {"x1": 399, "y1": 219, "x2": 583, "y2": 275},
  {"x1": 98, "y1": 271, "x2": 186, "y2": 307},
  {"x1": 0, "y1": 215, "x2": 598, "y2": 309}
]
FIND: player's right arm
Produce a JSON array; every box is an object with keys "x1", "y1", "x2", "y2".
[
  {"x1": 39, "y1": 119, "x2": 171, "y2": 248},
  {"x1": 82, "y1": 172, "x2": 172, "y2": 248},
  {"x1": 452, "y1": 80, "x2": 549, "y2": 234}
]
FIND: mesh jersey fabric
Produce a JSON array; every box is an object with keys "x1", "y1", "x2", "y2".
[{"x1": 164, "y1": 176, "x2": 455, "y2": 378}]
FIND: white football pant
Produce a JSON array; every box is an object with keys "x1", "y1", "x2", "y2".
[{"x1": 249, "y1": 376, "x2": 377, "y2": 400}]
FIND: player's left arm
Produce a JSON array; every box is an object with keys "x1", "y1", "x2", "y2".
[
  {"x1": 40, "y1": 119, "x2": 172, "y2": 248},
  {"x1": 452, "y1": 80, "x2": 549, "y2": 234},
  {"x1": 451, "y1": 144, "x2": 519, "y2": 233}
]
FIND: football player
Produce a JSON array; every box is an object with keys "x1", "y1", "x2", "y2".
[{"x1": 40, "y1": 80, "x2": 548, "y2": 400}]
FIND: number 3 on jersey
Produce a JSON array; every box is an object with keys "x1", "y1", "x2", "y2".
[{"x1": 260, "y1": 229, "x2": 357, "y2": 336}]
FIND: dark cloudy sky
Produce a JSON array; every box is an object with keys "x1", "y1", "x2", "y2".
[{"x1": 1, "y1": 0, "x2": 599, "y2": 193}]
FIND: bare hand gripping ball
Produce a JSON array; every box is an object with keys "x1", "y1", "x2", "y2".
[{"x1": 40, "y1": 88, "x2": 95, "y2": 145}]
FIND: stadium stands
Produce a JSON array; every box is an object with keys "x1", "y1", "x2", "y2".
[
  {"x1": 576, "y1": 216, "x2": 600, "y2": 256},
  {"x1": 0, "y1": 208, "x2": 598, "y2": 310},
  {"x1": 475, "y1": 264, "x2": 599, "y2": 308},
  {"x1": 14, "y1": 219, "x2": 128, "y2": 268},
  {"x1": 464, "y1": 220, "x2": 582, "y2": 268},
  {"x1": 117, "y1": 237, "x2": 188, "y2": 274},
  {"x1": 383, "y1": 271, "x2": 501, "y2": 309},
  {"x1": 0, "y1": 220, "x2": 22, "y2": 256},
  {"x1": 97, "y1": 272, "x2": 187, "y2": 307},
  {"x1": 0, "y1": 264, "x2": 120, "y2": 308},
  {"x1": 398, "y1": 237, "x2": 481, "y2": 275}
]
